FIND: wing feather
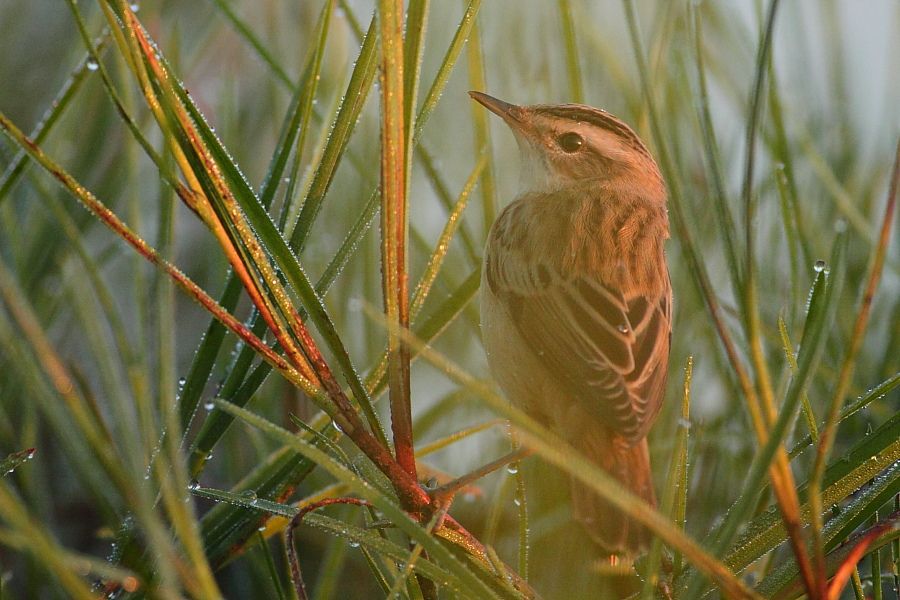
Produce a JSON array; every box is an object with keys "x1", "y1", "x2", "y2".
[{"x1": 488, "y1": 237, "x2": 671, "y2": 443}]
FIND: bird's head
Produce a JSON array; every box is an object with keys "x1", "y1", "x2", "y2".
[{"x1": 469, "y1": 91, "x2": 664, "y2": 196}]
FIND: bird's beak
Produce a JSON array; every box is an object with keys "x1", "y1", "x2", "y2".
[{"x1": 468, "y1": 91, "x2": 528, "y2": 133}]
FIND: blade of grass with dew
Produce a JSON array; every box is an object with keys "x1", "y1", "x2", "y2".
[
  {"x1": 378, "y1": 0, "x2": 417, "y2": 483},
  {"x1": 810, "y1": 138, "x2": 900, "y2": 584},
  {"x1": 0, "y1": 33, "x2": 111, "y2": 204},
  {"x1": 0, "y1": 449, "x2": 35, "y2": 477},
  {"x1": 734, "y1": 1, "x2": 820, "y2": 592},
  {"x1": 114, "y1": 5, "x2": 386, "y2": 445},
  {"x1": 641, "y1": 355, "x2": 692, "y2": 599},
  {"x1": 718, "y1": 409, "x2": 900, "y2": 580},
  {"x1": 214, "y1": 398, "x2": 518, "y2": 600},
  {"x1": 673, "y1": 361, "x2": 692, "y2": 578},
  {"x1": 753, "y1": 498, "x2": 900, "y2": 599},
  {"x1": 0, "y1": 104, "x2": 317, "y2": 409},
  {"x1": 465, "y1": 19, "x2": 497, "y2": 233},
  {"x1": 200, "y1": 447, "x2": 318, "y2": 566},
  {"x1": 179, "y1": 0, "x2": 347, "y2": 442},
  {"x1": 277, "y1": 0, "x2": 337, "y2": 230},
  {"x1": 413, "y1": 154, "x2": 484, "y2": 323},
  {"x1": 307, "y1": 512, "x2": 466, "y2": 589},
  {"x1": 189, "y1": 190, "x2": 380, "y2": 476},
  {"x1": 684, "y1": 231, "x2": 846, "y2": 598},
  {"x1": 778, "y1": 315, "x2": 819, "y2": 442},
  {"x1": 413, "y1": 0, "x2": 482, "y2": 147},
  {"x1": 402, "y1": 0, "x2": 430, "y2": 197},
  {"x1": 115, "y1": 6, "x2": 322, "y2": 393},
  {"x1": 416, "y1": 145, "x2": 480, "y2": 265},
  {"x1": 366, "y1": 267, "x2": 480, "y2": 399},
  {"x1": 175, "y1": 0, "x2": 338, "y2": 431},
  {"x1": 789, "y1": 371, "x2": 900, "y2": 459},
  {"x1": 817, "y1": 460, "x2": 900, "y2": 553},
  {"x1": 288, "y1": 14, "x2": 377, "y2": 250},
  {"x1": 368, "y1": 155, "x2": 487, "y2": 389}
]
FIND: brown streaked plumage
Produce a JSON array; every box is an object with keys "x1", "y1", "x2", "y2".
[{"x1": 471, "y1": 91, "x2": 672, "y2": 555}]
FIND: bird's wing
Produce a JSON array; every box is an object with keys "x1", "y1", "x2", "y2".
[{"x1": 485, "y1": 244, "x2": 671, "y2": 443}]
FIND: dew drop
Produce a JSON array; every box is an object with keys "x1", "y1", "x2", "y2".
[
  {"x1": 349, "y1": 540, "x2": 360, "y2": 548},
  {"x1": 513, "y1": 497, "x2": 521, "y2": 506},
  {"x1": 506, "y1": 464, "x2": 519, "y2": 475},
  {"x1": 188, "y1": 480, "x2": 200, "y2": 491},
  {"x1": 86, "y1": 59, "x2": 99, "y2": 71},
  {"x1": 203, "y1": 400, "x2": 215, "y2": 411},
  {"x1": 813, "y1": 260, "x2": 826, "y2": 273},
  {"x1": 617, "y1": 323, "x2": 630, "y2": 333}
]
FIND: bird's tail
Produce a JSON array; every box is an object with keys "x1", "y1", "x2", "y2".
[{"x1": 570, "y1": 432, "x2": 656, "y2": 555}]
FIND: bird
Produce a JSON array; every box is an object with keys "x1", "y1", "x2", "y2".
[{"x1": 471, "y1": 91, "x2": 672, "y2": 555}]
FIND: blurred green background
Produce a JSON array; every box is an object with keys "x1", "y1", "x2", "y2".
[{"x1": 0, "y1": 1, "x2": 897, "y2": 598}]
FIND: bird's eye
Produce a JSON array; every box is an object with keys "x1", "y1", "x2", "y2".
[{"x1": 557, "y1": 132, "x2": 584, "y2": 153}]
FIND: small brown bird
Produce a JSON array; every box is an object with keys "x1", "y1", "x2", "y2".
[{"x1": 471, "y1": 91, "x2": 672, "y2": 555}]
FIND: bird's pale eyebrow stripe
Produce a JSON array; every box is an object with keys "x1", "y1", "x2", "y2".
[{"x1": 537, "y1": 105, "x2": 652, "y2": 158}]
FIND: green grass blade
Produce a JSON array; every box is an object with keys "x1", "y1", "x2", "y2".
[
  {"x1": 0, "y1": 33, "x2": 110, "y2": 205},
  {"x1": 753, "y1": 481, "x2": 900, "y2": 599},
  {"x1": 641, "y1": 356, "x2": 692, "y2": 598},
  {"x1": 208, "y1": 0, "x2": 294, "y2": 88},
  {"x1": 289, "y1": 15, "x2": 378, "y2": 251},
  {"x1": 414, "y1": 0, "x2": 483, "y2": 144},
  {"x1": 557, "y1": 0, "x2": 584, "y2": 103},
  {"x1": 214, "y1": 398, "x2": 512, "y2": 600},
  {"x1": 719, "y1": 411, "x2": 900, "y2": 581},
  {"x1": 683, "y1": 232, "x2": 845, "y2": 598}
]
